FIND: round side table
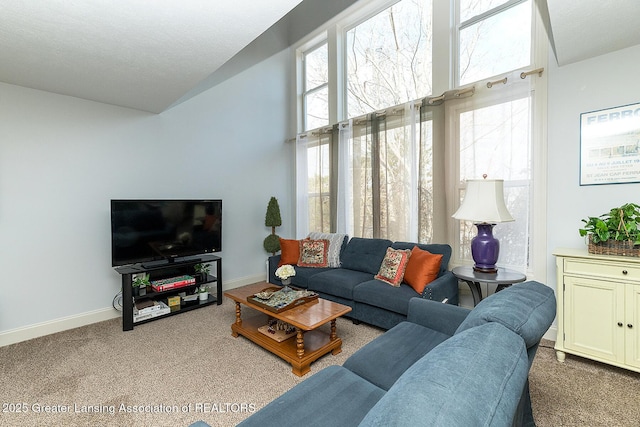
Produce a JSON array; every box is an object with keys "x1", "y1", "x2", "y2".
[{"x1": 452, "y1": 266, "x2": 526, "y2": 307}]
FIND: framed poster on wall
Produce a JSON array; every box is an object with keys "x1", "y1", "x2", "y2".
[{"x1": 580, "y1": 102, "x2": 640, "y2": 185}]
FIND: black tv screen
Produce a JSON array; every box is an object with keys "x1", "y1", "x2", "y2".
[{"x1": 110, "y1": 199, "x2": 222, "y2": 267}]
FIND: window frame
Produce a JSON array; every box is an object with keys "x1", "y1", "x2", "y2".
[
  {"x1": 301, "y1": 40, "x2": 329, "y2": 131},
  {"x1": 449, "y1": 0, "x2": 547, "y2": 280},
  {"x1": 293, "y1": 0, "x2": 548, "y2": 282},
  {"x1": 454, "y1": 0, "x2": 532, "y2": 88}
]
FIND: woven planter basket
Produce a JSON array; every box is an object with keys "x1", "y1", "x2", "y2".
[{"x1": 588, "y1": 235, "x2": 640, "y2": 257}]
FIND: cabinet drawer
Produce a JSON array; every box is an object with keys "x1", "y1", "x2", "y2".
[{"x1": 564, "y1": 258, "x2": 640, "y2": 282}]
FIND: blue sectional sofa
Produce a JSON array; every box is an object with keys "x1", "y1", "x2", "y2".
[
  {"x1": 268, "y1": 237, "x2": 460, "y2": 330},
  {"x1": 235, "y1": 280, "x2": 556, "y2": 427}
]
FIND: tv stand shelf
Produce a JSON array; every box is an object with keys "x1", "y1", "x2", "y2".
[{"x1": 115, "y1": 254, "x2": 222, "y2": 331}]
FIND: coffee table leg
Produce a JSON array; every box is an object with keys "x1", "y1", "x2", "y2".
[
  {"x1": 232, "y1": 302, "x2": 242, "y2": 337},
  {"x1": 296, "y1": 329, "x2": 305, "y2": 358},
  {"x1": 330, "y1": 319, "x2": 343, "y2": 355}
]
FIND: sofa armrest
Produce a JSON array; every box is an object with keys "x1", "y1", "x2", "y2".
[
  {"x1": 268, "y1": 255, "x2": 282, "y2": 285},
  {"x1": 420, "y1": 270, "x2": 459, "y2": 305},
  {"x1": 407, "y1": 297, "x2": 471, "y2": 336}
]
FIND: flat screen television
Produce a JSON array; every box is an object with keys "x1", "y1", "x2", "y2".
[{"x1": 110, "y1": 199, "x2": 222, "y2": 267}]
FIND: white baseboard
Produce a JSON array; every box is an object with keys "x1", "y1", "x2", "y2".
[
  {"x1": 0, "y1": 308, "x2": 120, "y2": 348},
  {"x1": 224, "y1": 274, "x2": 266, "y2": 290},
  {"x1": 543, "y1": 325, "x2": 557, "y2": 342},
  {"x1": 0, "y1": 274, "x2": 266, "y2": 348}
]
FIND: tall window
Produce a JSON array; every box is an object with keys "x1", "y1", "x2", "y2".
[
  {"x1": 349, "y1": 106, "x2": 418, "y2": 240},
  {"x1": 452, "y1": 86, "x2": 533, "y2": 269},
  {"x1": 302, "y1": 43, "x2": 329, "y2": 131},
  {"x1": 458, "y1": 0, "x2": 532, "y2": 86},
  {"x1": 295, "y1": 0, "x2": 545, "y2": 276},
  {"x1": 453, "y1": 0, "x2": 535, "y2": 270},
  {"x1": 306, "y1": 131, "x2": 332, "y2": 232},
  {"x1": 346, "y1": 0, "x2": 433, "y2": 118}
]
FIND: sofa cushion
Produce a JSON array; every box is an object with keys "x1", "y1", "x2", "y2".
[
  {"x1": 353, "y1": 279, "x2": 419, "y2": 315},
  {"x1": 358, "y1": 322, "x2": 529, "y2": 427},
  {"x1": 309, "y1": 269, "x2": 375, "y2": 300},
  {"x1": 278, "y1": 238, "x2": 300, "y2": 266},
  {"x1": 237, "y1": 365, "x2": 385, "y2": 427},
  {"x1": 298, "y1": 239, "x2": 329, "y2": 268},
  {"x1": 308, "y1": 232, "x2": 348, "y2": 267},
  {"x1": 341, "y1": 237, "x2": 392, "y2": 274},
  {"x1": 375, "y1": 247, "x2": 411, "y2": 286},
  {"x1": 353, "y1": 302, "x2": 408, "y2": 330},
  {"x1": 391, "y1": 242, "x2": 451, "y2": 275},
  {"x1": 402, "y1": 246, "x2": 443, "y2": 293},
  {"x1": 455, "y1": 280, "x2": 556, "y2": 349},
  {"x1": 290, "y1": 266, "x2": 331, "y2": 289},
  {"x1": 343, "y1": 321, "x2": 450, "y2": 391}
]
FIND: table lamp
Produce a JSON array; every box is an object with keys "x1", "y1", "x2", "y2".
[{"x1": 452, "y1": 176, "x2": 514, "y2": 273}]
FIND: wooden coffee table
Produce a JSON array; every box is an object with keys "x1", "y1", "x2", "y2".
[{"x1": 224, "y1": 282, "x2": 352, "y2": 376}]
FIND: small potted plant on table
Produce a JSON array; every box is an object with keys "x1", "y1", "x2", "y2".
[
  {"x1": 194, "y1": 263, "x2": 211, "y2": 283},
  {"x1": 195, "y1": 285, "x2": 210, "y2": 302},
  {"x1": 132, "y1": 273, "x2": 150, "y2": 296}
]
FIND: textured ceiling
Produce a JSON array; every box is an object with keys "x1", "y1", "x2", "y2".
[
  {"x1": 2, "y1": 1, "x2": 638, "y2": 113},
  {"x1": 0, "y1": 0, "x2": 303, "y2": 113},
  {"x1": 542, "y1": 0, "x2": 640, "y2": 65}
]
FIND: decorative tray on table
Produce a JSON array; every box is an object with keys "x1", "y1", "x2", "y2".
[{"x1": 247, "y1": 286, "x2": 319, "y2": 313}]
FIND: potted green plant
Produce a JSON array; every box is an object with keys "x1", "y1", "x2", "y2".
[
  {"x1": 194, "y1": 263, "x2": 211, "y2": 283},
  {"x1": 579, "y1": 203, "x2": 640, "y2": 256},
  {"x1": 132, "y1": 273, "x2": 150, "y2": 296},
  {"x1": 195, "y1": 284, "x2": 210, "y2": 301}
]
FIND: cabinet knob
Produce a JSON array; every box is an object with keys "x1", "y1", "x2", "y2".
[
  {"x1": 628, "y1": 324, "x2": 634, "y2": 329},
  {"x1": 618, "y1": 322, "x2": 624, "y2": 327},
  {"x1": 622, "y1": 270, "x2": 628, "y2": 275}
]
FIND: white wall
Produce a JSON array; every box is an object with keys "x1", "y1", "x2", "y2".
[
  {"x1": 546, "y1": 43, "x2": 640, "y2": 290},
  {"x1": 0, "y1": 49, "x2": 295, "y2": 344}
]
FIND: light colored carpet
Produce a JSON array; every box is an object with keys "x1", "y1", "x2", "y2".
[
  {"x1": 530, "y1": 339, "x2": 640, "y2": 426},
  {"x1": 0, "y1": 298, "x2": 383, "y2": 427},
  {"x1": 1, "y1": 296, "x2": 639, "y2": 427}
]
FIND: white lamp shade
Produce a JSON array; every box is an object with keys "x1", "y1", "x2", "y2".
[{"x1": 452, "y1": 179, "x2": 514, "y2": 223}]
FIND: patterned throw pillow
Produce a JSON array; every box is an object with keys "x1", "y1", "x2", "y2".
[
  {"x1": 298, "y1": 239, "x2": 330, "y2": 268},
  {"x1": 375, "y1": 247, "x2": 412, "y2": 287},
  {"x1": 307, "y1": 232, "x2": 347, "y2": 267}
]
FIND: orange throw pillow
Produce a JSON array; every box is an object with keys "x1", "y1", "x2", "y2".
[
  {"x1": 403, "y1": 246, "x2": 443, "y2": 294},
  {"x1": 278, "y1": 238, "x2": 300, "y2": 267}
]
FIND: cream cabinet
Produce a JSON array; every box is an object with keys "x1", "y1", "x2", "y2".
[{"x1": 554, "y1": 248, "x2": 640, "y2": 372}]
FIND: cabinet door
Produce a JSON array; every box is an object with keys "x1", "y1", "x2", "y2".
[
  {"x1": 564, "y1": 276, "x2": 625, "y2": 364},
  {"x1": 625, "y1": 284, "x2": 640, "y2": 369}
]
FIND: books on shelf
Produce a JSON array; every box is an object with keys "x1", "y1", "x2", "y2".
[
  {"x1": 135, "y1": 298, "x2": 158, "y2": 311},
  {"x1": 134, "y1": 301, "x2": 170, "y2": 323},
  {"x1": 150, "y1": 275, "x2": 196, "y2": 292}
]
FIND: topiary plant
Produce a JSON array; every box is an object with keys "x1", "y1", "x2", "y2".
[{"x1": 263, "y1": 197, "x2": 282, "y2": 255}]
